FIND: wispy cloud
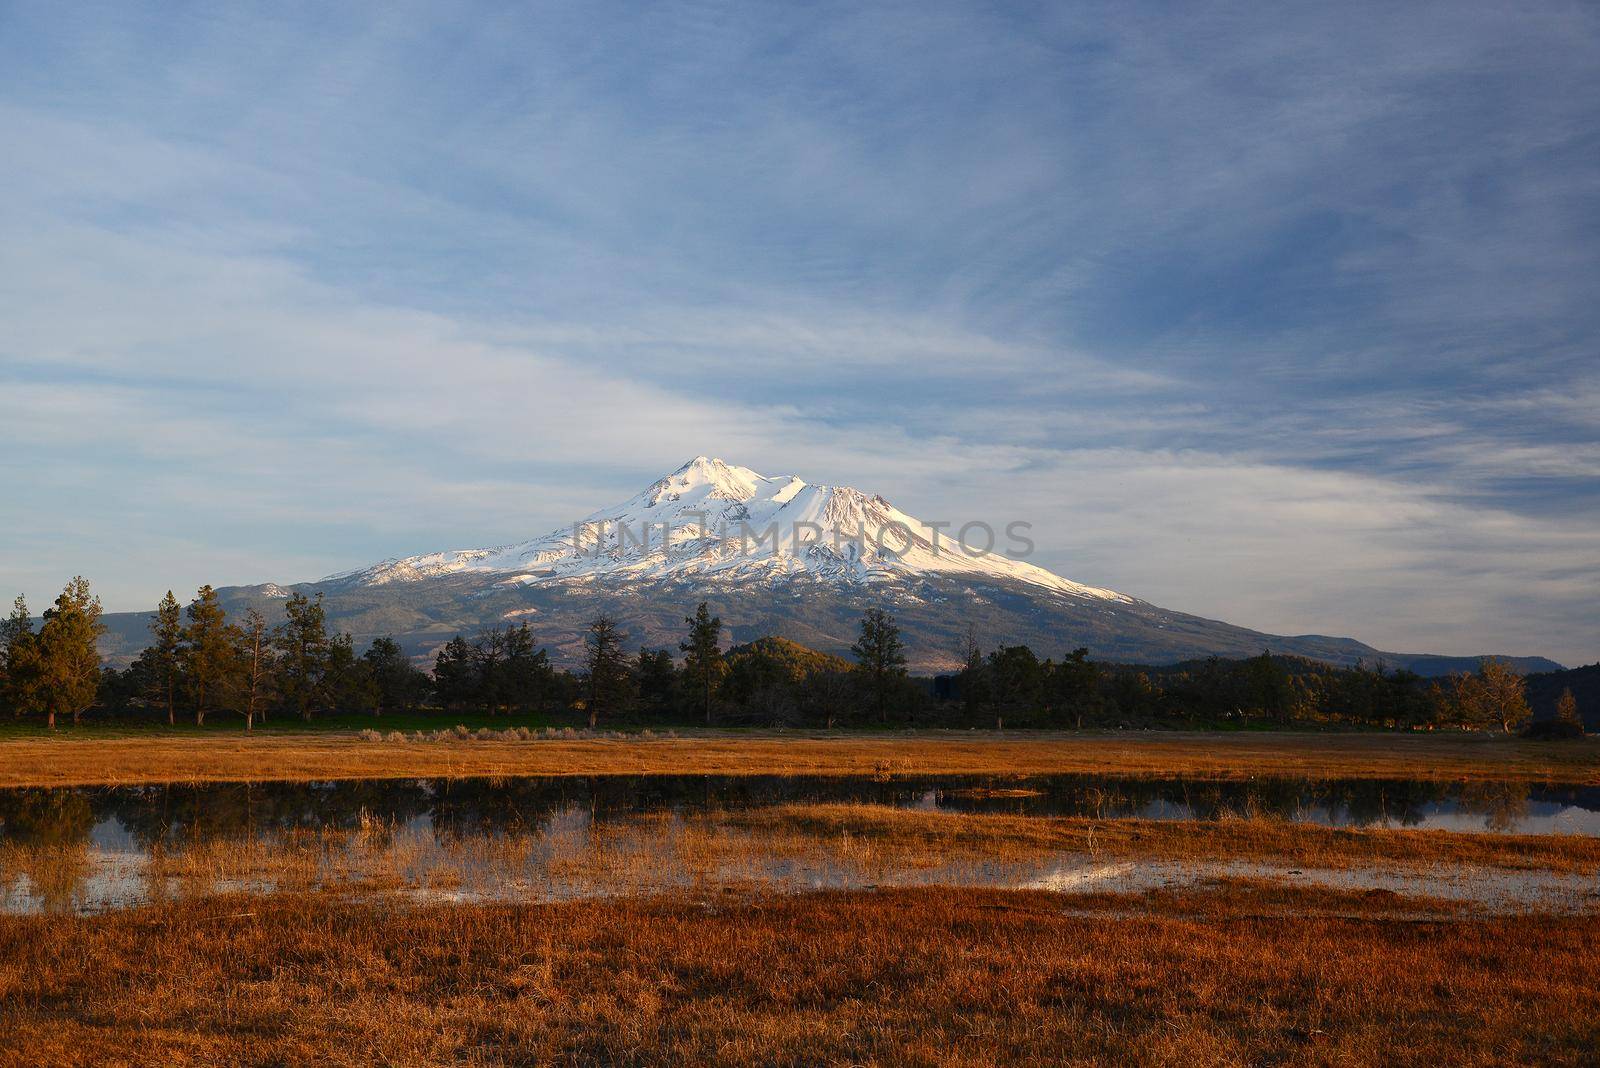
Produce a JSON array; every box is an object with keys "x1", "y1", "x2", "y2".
[{"x1": 1, "y1": 0, "x2": 1595, "y2": 663}]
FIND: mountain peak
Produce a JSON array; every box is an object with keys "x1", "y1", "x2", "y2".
[
  {"x1": 330, "y1": 457, "x2": 1133, "y2": 604},
  {"x1": 651, "y1": 456, "x2": 772, "y2": 504}
]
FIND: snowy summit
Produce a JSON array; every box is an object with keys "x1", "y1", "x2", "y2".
[{"x1": 331, "y1": 457, "x2": 1132, "y2": 602}]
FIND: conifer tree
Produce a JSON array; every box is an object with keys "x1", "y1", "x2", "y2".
[
  {"x1": 634, "y1": 648, "x2": 676, "y2": 714},
  {"x1": 956, "y1": 627, "x2": 993, "y2": 728},
  {"x1": 851, "y1": 607, "x2": 907, "y2": 723},
  {"x1": 364, "y1": 636, "x2": 427, "y2": 716},
  {"x1": 236, "y1": 608, "x2": 275, "y2": 731},
  {"x1": 988, "y1": 644, "x2": 1043, "y2": 728},
  {"x1": 1051, "y1": 647, "x2": 1101, "y2": 729},
  {"x1": 432, "y1": 637, "x2": 477, "y2": 712},
  {"x1": 473, "y1": 628, "x2": 509, "y2": 714},
  {"x1": 274, "y1": 592, "x2": 330, "y2": 721},
  {"x1": 182, "y1": 585, "x2": 235, "y2": 726},
  {"x1": 1246, "y1": 650, "x2": 1293, "y2": 724},
  {"x1": 321, "y1": 632, "x2": 372, "y2": 713},
  {"x1": 583, "y1": 614, "x2": 629, "y2": 728},
  {"x1": 149, "y1": 591, "x2": 183, "y2": 726},
  {"x1": 35, "y1": 576, "x2": 105, "y2": 729},
  {"x1": 679, "y1": 602, "x2": 725, "y2": 725},
  {"x1": 0, "y1": 595, "x2": 37, "y2": 719},
  {"x1": 501, "y1": 623, "x2": 553, "y2": 714}
]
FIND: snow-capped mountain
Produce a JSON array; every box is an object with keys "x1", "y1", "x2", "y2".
[
  {"x1": 329, "y1": 456, "x2": 1132, "y2": 602},
  {"x1": 91, "y1": 457, "x2": 1565, "y2": 676}
]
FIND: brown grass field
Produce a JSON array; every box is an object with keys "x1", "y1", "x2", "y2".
[
  {"x1": 2, "y1": 885, "x2": 1597, "y2": 1066},
  {"x1": 5, "y1": 733, "x2": 1597, "y2": 1064},
  {"x1": 733, "y1": 803, "x2": 1600, "y2": 873},
  {"x1": 1, "y1": 729, "x2": 1596, "y2": 787}
]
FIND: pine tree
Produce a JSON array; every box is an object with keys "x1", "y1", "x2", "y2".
[
  {"x1": 321, "y1": 632, "x2": 373, "y2": 714},
  {"x1": 363, "y1": 636, "x2": 425, "y2": 716},
  {"x1": 181, "y1": 585, "x2": 235, "y2": 726},
  {"x1": 34, "y1": 576, "x2": 105, "y2": 729},
  {"x1": 956, "y1": 627, "x2": 993, "y2": 728},
  {"x1": 988, "y1": 645, "x2": 1043, "y2": 728},
  {"x1": 432, "y1": 637, "x2": 477, "y2": 712},
  {"x1": 0, "y1": 595, "x2": 38, "y2": 719},
  {"x1": 634, "y1": 648, "x2": 677, "y2": 714},
  {"x1": 679, "y1": 602, "x2": 725, "y2": 725},
  {"x1": 501, "y1": 624, "x2": 553, "y2": 714},
  {"x1": 149, "y1": 591, "x2": 183, "y2": 726},
  {"x1": 274, "y1": 592, "x2": 330, "y2": 722},
  {"x1": 473, "y1": 628, "x2": 509, "y2": 714},
  {"x1": 236, "y1": 608, "x2": 275, "y2": 731},
  {"x1": 583, "y1": 614, "x2": 629, "y2": 728},
  {"x1": 1051, "y1": 647, "x2": 1101, "y2": 729},
  {"x1": 851, "y1": 607, "x2": 907, "y2": 723},
  {"x1": 1246, "y1": 650, "x2": 1293, "y2": 724}
]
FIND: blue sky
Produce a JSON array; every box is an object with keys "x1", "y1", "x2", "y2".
[{"x1": 2, "y1": 0, "x2": 1596, "y2": 664}]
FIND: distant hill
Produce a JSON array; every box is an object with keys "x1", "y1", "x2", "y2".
[{"x1": 726, "y1": 636, "x2": 854, "y2": 680}]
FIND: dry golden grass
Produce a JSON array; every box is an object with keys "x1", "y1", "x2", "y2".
[
  {"x1": 2, "y1": 886, "x2": 1597, "y2": 1066},
  {"x1": 734, "y1": 802, "x2": 1600, "y2": 874},
  {"x1": 1, "y1": 729, "x2": 1595, "y2": 787},
  {"x1": 6, "y1": 793, "x2": 1594, "y2": 1064}
]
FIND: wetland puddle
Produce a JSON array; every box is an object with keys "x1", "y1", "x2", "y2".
[{"x1": 3, "y1": 773, "x2": 1597, "y2": 914}]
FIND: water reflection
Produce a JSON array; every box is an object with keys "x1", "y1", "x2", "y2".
[
  {"x1": 2, "y1": 774, "x2": 1597, "y2": 914},
  {"x1": 2, "y1": 774, "x2": 1597, "y2": 851}
]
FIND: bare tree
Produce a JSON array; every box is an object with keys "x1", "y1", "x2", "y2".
[{"x1": 1477, "y1": 658, "x2": 1530, "y2": 734}]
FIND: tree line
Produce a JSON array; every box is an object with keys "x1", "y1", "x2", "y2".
[
  {"x1": 951, "y1": 643, "x2": 1574, "y2": 734},
  {"x1": 0, "y1": 576, "x2": 1585, "y2": 735},
  {"x1": 1, "y1": 578, "x2": 433, "y2": 729}
]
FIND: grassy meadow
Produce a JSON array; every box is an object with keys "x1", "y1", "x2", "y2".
[
  {"x1": 3, "y1": 886, "x2": 1598, "y2": 1066},
  {"x1": 0, "y1": 727, "x2": 1596, "y2": 788},
  {"x1": 2, "y1": 729, "x2": 1597, "y2": 1064}
]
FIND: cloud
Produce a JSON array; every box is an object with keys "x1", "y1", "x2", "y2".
[{"x1": 0, "y1": 0, "x2": 1595, "y2": 664}]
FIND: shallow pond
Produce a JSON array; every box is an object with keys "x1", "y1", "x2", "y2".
[
  {"x1": 3, "y1": 773, "x2": 1596, "y2": 847},
  {"x1": 2, "y1": 774, "x2": 1596, "y2": 914}
]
